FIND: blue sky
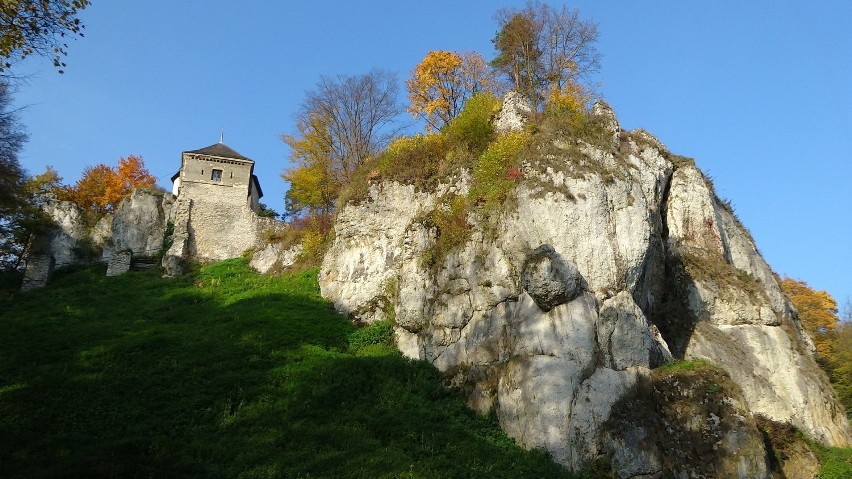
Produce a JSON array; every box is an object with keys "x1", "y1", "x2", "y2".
[{"x1": 10, "y1": 1, "x2": 852, "y2": 307}]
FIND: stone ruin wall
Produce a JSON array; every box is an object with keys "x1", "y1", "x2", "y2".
[
  {"x1": 20, "y1": 254, "x2": 55, "y2": 291},
  {"x1": 21, "y1": 186, "x2": 286, "y2": 287}
]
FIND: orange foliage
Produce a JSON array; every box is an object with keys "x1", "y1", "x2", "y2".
[{"x1": 68, "y1": 155, "x2": 156, "y2": 215}]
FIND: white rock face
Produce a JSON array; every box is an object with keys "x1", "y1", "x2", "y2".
[
  {"x1": 494, "y1": 91, "x2": 532, "y2": 133},
  {"x1": 111, "y1": 188, "x2": 169, "y2": 256},
  {"x1": 319, "y1": 181, "x2": 443, "y2": 314},
  {"x1": 162, "y1": 197, "x2": 191, "y2": 277},
  {"x1": 666, "y1": 165, "x2": 850, "y2": 445},
  {"x1": 598, "y1": 292, "x2": 672, "y2": 370},
  {"x1": 42, "y1": 200, "x2": 89, "y2": 267},
  {"x1": 91, "y1": 215, "x2": 114, "y2": 261},
  {"x1": 520, "y1": 244, "x2": 583, "y2": 311},
  {"x1": 250, "y1": 242, "x2": 303, "y2": 274},
  {"x1": 106, "y1": 250, "x2": 132, "y2": 276},
  {"x1": 320, "y1": 101, "x2": 850, "y2": 474}
]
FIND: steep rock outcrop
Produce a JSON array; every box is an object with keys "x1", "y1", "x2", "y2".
[
  {"x1": 320, "y1": 98, "x2": 851, "y2": 475},
  {"x1": 663, "y1": 165, "x2": 848, "y2": 445},
  {"x1": 21, "y1": 191, "x2": 172, "y2": 288},
  {"x1": 250, "y1": 242, "x2": 302, "y2": 274},
  {"x1": 41, "y1": 199, "x2": 90, "y2": 268},
  {"x1": 520, "y1": 244, "x2": 583, "y2": 311},
  {"x1": 109, "y1": 188, "x2": 171, "y2": 257},
  {"x1": 162, "y1": 197, "x2": 191, "y2": 277}
]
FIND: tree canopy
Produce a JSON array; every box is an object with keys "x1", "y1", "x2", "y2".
[
  {"x1": 64, "y1": 155, "x2": 156, "y2": 215},
  {"x1": 406, "y1": 50, "x2": 499, "y2": 131},
  {"x1": 281, "y1": 69, "x2": 402, "y2": 218},
  {"x1": 0, "y1": 79, "x2": 29, "y2": 269},
  {"x1": 0, "y1": 80, "x2": 26, "y2": 209},
  {"x1": 780, "y1": 277, "x2": 840, "y2": 361},
  {"x1": 0, "y1": 166, "x2": 61, "y2": 270},
  {"x1": 0, "y1": 0, "x2": 90, "y2": 74},
  {"x1": 492, "y1": 1, "x2": 599, "y2": 108}
]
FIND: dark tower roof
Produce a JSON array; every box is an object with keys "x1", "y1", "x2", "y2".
[{"x1": 184, "y1": 142, "x2": 252, "y2": 162}]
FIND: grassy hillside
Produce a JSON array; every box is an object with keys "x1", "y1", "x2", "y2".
[{"x1": 0, "y1": 259, "x2": 580, "y2": 478}]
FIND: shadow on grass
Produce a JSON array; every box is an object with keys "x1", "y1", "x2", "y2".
[{"x1": 0, "y1": 260, "x2": 574, "y2": 478}]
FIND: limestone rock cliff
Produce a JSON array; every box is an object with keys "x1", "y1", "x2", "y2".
[
  {"x1": 109, "y1": 188, "x2": 173, "y2": 257},
  {"x1": 319, "y1": 97, "x2": 851, "y2": 476},
  {"x1": 41, "y1": 199, "x2": 91, "y2": 268}
]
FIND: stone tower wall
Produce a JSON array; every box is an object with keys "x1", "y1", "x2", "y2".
[
  {"x1": 180, "y1": 154, "x2": 253, "y2": 189},
  {"x1": 179, "y1": 181, "x2": 261, "y2": 261}
]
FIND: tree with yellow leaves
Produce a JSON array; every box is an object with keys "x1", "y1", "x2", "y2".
[
  {"x1": 281, "y1": 70, "x2": 401, "y2": 218},
  {"x1": 281, "y1": 112, "x2": 339, "y2": 218},
  {"x1": 406, "y1": 50, "x2": 499, "y2": 131},
  {"x1": 780, "y1": 277, "x2": 840, "y2": 362}
]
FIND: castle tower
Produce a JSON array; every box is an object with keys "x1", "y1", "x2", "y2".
[
  {"x1": 167, "y1": 142, "x2": 265, "y2": 262},
  {"x1": 171, "y1": 142, "x2": 263, "y2": 212}
]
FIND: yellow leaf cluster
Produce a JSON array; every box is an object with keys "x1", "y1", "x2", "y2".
[
  {"x1": 780, "y1": 277, "x2": 840, "y2": 360},
  {"x1": 281, "y1": 112, "x2": 339, "y2": 217},
  {"x1": 547, "y1": 82, "x2": 588, "y2": 113},
  {"x1": 406, "y1": 50, "x2": 499, "y2": 131}
]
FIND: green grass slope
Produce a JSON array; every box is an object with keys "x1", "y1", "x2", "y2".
[{"x1": 0, "y1": 259, "x2": 577, "y2": 478}]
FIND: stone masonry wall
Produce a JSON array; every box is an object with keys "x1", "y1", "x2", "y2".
[
  {"x1": 180, "y1": 182, "x2": 261, "y2": 261},
  {"x1": 21, "y1": 254, "x2": 55, "y2": 291},
  {"x1": 181, "y1": 154, "x2": 253, "y2": 189}
]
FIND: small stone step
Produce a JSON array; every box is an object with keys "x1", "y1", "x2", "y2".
[{"x1": 130, "y1": 258, "x2": 157, "y2": 271}]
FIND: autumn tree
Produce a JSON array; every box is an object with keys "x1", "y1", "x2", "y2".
[
  {"x1": 0, "y1": 166, "x2": 61, "y2": 269},
  {"x1": 0, "y1": 0, "x2": 90, "y2": 74},
  {"x1": 406, "y1": 50, "x2": 500, "y2": 131},
  {"x1": 780, "y1": 277, "x2": 840, "y2": 362},
  {"x1": 111, "y1": 155, "x2": 156, "y2": 201},
  {"x1": 492, "y1": 11, "x2": 541, "y2": 104},
  {"x1": 67, "y1": 155, "x2": 156, "y2": 215},
  {"x1": 281, "y1": 111, "x2": 338, "y2": 218},
  {"x1": 492, "y1": 1, "x2": 600, "y2": 108},
  {"x1": 69, "y1": 164, "x2": 116, "y2": 215},
  {"x1": 281, "y1": 69, "x2": 402, "y2": 218},
  {"x1": 832, "y1": 319, "x2": 852, "y2": 410}
]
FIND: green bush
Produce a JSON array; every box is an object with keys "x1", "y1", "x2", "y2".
[
  {"x1": 377, "y1": 133, "x2": 448, "y2": 185},
  {"x1": 656, "y1": 358, "x2": 716, "y2": 373},
  {"x1": 422, "y1": 195, "x2": 471, "y2": 269},
  {"x1": 470, "y1": 131, "x2": 529, "y2": 208},
  {"x1": 339, "y1": 93, "x2": 502, "y2": 206},
  {"x1": 814, "y1": 446, "x2": 852, "y2": 478},
  {"x1": 444, "y1": 92, "x2": 501, "y2": 155}
]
